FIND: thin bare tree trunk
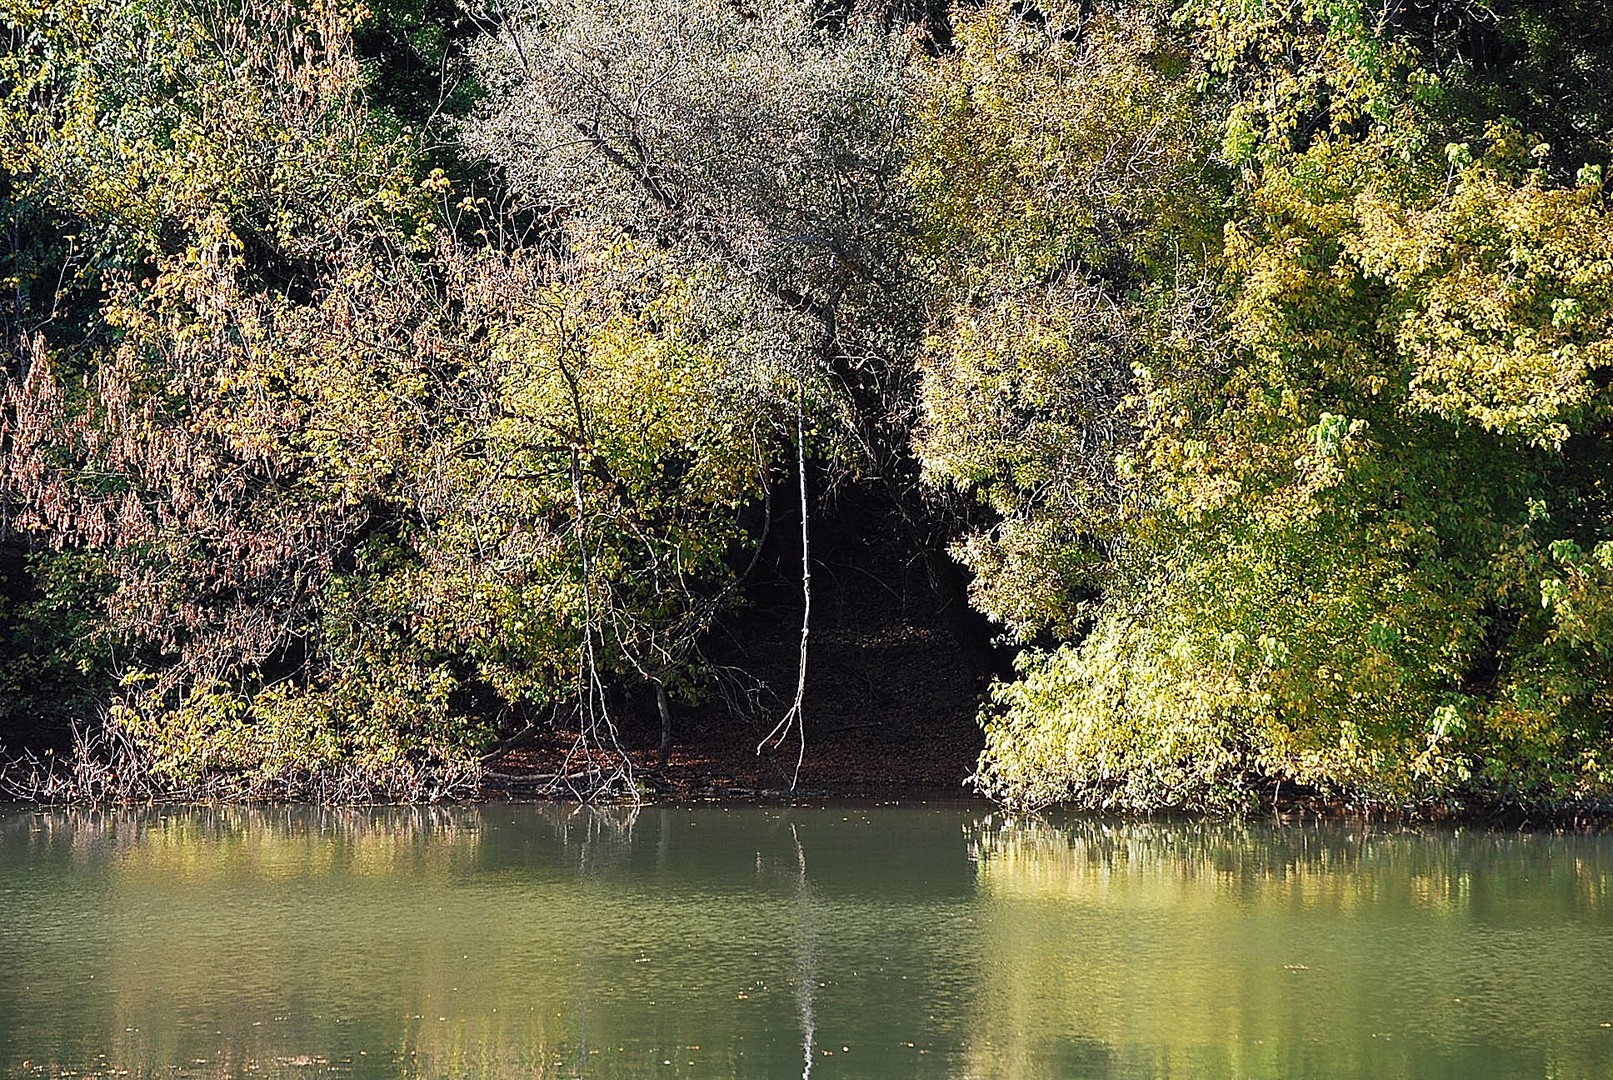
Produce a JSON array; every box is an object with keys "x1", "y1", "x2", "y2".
[{"x1": 757, "y1": 392, "x2": 810, "y2": 788}]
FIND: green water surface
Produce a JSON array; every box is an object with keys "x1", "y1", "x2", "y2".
[{"x1": 2, "y1": 805, "x2": 1611, "y2": 1079}]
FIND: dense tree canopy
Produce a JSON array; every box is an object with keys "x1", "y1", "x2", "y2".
[
  {"x1": 1, "y1": 0, "x2": 1609, "y2": 810},
  {"x1": 934, "y1": 0, "x2": 1613, "y2": 810}
]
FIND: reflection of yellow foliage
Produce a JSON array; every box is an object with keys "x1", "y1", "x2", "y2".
[
  {"x1": 963, "y1": 815, "x2": 1613, "y2": 1080},
  {"x1": 16, "y1": 806, "x2": 814, "y2": 1080},
  {"x1": 102, "y1": 807, "x2": 481, "y2": 885}
]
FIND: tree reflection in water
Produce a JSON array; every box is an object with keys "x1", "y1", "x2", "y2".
[
  {"x1": 790, "y1": 822, "x2": 817, "y2": 1080},
  {"x1": 5, "y1": 806, "x2": 1613, "y2": 1080}
]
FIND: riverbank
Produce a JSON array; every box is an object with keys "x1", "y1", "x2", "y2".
[
  {"x1": 481, "y1": 699, "x2": 987, "y2": 803},
  {"x1": 479, "y1": 524, "x2": 997, "y2": 801},
  {"x1": 7, "y1": 551, "x2": 1610, "y2": 820},
  {"x1": 1, "y1": 532, "x2": 995, "y2": 806},
  {"x1": 482, "y1": 619, "x2": 991, "y2": 803}
]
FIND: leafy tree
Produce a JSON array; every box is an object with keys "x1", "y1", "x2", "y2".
[
  {"x1": 910, "y1": 0, "x2": 1223, "y2": 639},
  {"x1": 0, "y1": 0, "x2": 785, "y2": 796},
  {"x1": 919, "y1": 0, "x2": 1613, "y2": 810},
  {"x1": 460, "y1": 0, "x2": 958, "y2": 770},
  {"x1": 0, "y1": 0, "x2": 443, "y2": 778}
]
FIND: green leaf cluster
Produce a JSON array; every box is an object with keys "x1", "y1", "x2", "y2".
[
  {"x1": 915, "y1": 0, "x2": 1613, "y2": 810},
  {"x1": 0, "y1": 0, "x2": 784, "y2": 792}
]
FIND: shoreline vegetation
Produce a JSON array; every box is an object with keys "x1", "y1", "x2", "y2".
[
  {"x1": 9, "y1": 709, "x2": 1613, "y2": 828},
  {"x1": 2, "y1": 0, "x2": 1611, "y2": 820}
]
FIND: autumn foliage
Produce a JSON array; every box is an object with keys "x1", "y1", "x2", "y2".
[{"x1": 1, "y1": 0, "x2": 1610, "y2": 810}]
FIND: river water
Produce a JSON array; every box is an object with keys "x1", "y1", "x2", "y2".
[{"x1": 1, "y1": 804, "x2": 1611, "y2": 1079}]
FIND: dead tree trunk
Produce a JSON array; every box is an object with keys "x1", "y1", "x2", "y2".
[{"x1": 757, "y1": 392, "x2": 810, "y2": 788}]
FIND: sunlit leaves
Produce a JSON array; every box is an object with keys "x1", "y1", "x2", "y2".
[
  {"x1": 907, "y1": 0, "x2": 1219, "y2": 287},
  {"x1": 909, "y1": 0, "x2": 1221, "y2": 641},
  {"x1": 935, "y1": 0, "x2": 1613, "y2": 810},
  {"x1": 415, "y1": 237, "x2": 778, "y2": 704}
]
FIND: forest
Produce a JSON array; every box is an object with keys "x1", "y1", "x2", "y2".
[{"x1": 0, "y1": 0, "x2": 1609, "y2": 813}]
